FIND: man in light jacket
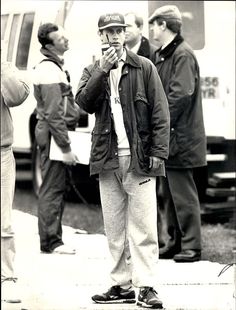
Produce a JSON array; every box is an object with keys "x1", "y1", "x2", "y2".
[{"x1": 1, "y1": 61, "x2": 29, "y2": 304}]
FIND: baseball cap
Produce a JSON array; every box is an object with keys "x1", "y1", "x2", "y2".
[
  {"x1": 149, "y1": 5, "x2": 182, "y2": 24},
  {"x1": 98, "y1": 13, "x2": 127, "y2": 30}
]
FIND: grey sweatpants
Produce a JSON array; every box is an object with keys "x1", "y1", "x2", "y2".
[
  {"x1": 99, "y1": 156, "x2": 158, "y2": 288},
  {"x1": 1, "y1": 148, "x2": 16, "y2": 280}
]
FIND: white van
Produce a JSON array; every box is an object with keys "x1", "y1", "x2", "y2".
[{"x1": 1, "y1": 0, "x2": 235, "y2": 204}]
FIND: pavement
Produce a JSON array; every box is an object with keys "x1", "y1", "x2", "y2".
[{"x1": 1, "y1": 210, "x2": 235, "y2": 310}]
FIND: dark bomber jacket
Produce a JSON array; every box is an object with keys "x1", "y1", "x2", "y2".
[{"x1": 76, "y1": 49, "x2": 170, "y2": 176}]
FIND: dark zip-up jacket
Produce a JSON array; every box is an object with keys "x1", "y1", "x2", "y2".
[
  {"x1": 154, "y1": 34, "x2": 206, "y2": 168},
  {"x1": 76, "y1": 49, "x2": 170, "y2": 176},
  {"x1": 136, "y1": 36, "x2": 159, "y2": 64}
]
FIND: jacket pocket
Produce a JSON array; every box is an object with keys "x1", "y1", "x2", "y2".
[
  {"x1": 169, "y1": 128, "x2": 179, "y2": 157},
  {"x1": 90, "y1": 122, "x2": 111, "y2": 161},
  {"x1": 134, "y1": 138, "x2": 166, "y2": 177},
  {"x1": 134, "y1": 93, "x2": 150, "y2": 133}
]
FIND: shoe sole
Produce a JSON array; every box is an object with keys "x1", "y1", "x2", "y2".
[
  {"x1": 92, "y1": 298, "x2": 136, "y2": 304},
  {"x1": 137, "y1": 301, "x2": 163, "y2": 309},
  {"x1": 53, "y1": 251, "x2": 76, "y2": 255},
  {"x1": 2, "y1": 299, "x2": 22, "y2": 303},
  {"x1": 174, "y1": 257, "x2": 201, "y2": 263}
]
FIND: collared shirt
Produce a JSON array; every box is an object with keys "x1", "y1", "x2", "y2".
[
  {"x1": 126, "y1": 39, "x2": 141, "y2": 55},
  {"x1": 109, "y1": 49, "x2": 130, "y2": 156},
  {"x1": 161, "y1": 35, "x2": 177, "y2": 51}
]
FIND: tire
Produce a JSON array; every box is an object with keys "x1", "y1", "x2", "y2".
[{"x1": 32, "y1": 140, "x2": 42, "y2": 197}]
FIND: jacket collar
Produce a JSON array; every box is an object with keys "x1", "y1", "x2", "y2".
[
  {"x1": 158, "y1": 34, "x2": 184, "y2": 58},
  {"x1": 137, "y1": 36, "x2": 157, "y2": 59},
  {"x1": 125, "y1": 48, "x2": 141, "y2": 68},
  {"x1": 40, "y1": 47, "x2": 64, "y2": 67}
]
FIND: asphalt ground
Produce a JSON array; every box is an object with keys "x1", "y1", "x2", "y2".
[{"x1": 1, "y1": 210, "x2": 235, "y2": 310}]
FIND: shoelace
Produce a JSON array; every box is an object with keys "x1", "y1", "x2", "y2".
[
  {"x1": 109, "y1": 286, "x2": 121, "y2": 295},
  {"x1": 109, "y1": 285, "x2": 132, "y2": 296},
  {"x1": 141, "y1": 287, "x2": 157, "y2": 295}
]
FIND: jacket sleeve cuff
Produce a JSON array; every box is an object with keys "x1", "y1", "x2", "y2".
[{"x1": 61, "y1": 145, "x2": 71, "y2": 153}]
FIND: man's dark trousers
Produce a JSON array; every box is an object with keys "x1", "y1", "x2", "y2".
[
  {"x1": 157, "y1": 168, "x2": 202, "y2": 253},
  {"x1": 38, "y1": 144, "x2": 66, "y2": 253}
]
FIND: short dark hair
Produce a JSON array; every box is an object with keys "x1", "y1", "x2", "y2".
[
  {"x1": 125, "y1": 12, "x2": 143, "y2": 28},
  {"x1": 37, "y1": 23, "x2": 58, "y2": 48},
  {"x1": 155, "y1": 17, "x2": 181, "y2": 34}
]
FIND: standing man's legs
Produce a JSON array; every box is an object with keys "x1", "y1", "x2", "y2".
[
  {"x1": 99, "y1": 163, "x2": 132, "y2": 288},
  {"x1": 99, "y1": 156, "x2": 158, "y2": 287},
  {"x1": 1, "y1": 148, "x2": 16, "y2": 280},
  {"x1": 1, "y1": 148, "x2": 21, "y2": 303},
  {"x1": 38, "y1": 145, "x2": 66, "y2": 253},
  {"x1": 167, "y1": 168, "x2": 202, "y2": 253},
  {"x1": 125, "y1": 172, "x2": 158, "y2": 288},
  {"x1": 156, "y1": 176, "x2": 181, "y2": 257}
]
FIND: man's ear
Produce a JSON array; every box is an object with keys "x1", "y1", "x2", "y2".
[
  {"x1": 161, "y1": 21, "x2": 167, "y2": 30},
  {"x1": 45, "y1": 43, "x2": 53, "y2": 51}
]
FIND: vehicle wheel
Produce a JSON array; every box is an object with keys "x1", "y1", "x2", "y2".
[{"x1": 32, "y1": 140, "x2": 42, "y2": 197}]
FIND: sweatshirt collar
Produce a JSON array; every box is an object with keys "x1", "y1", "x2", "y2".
[{"x1": 40, "y1": 47, "x2": 64, "y2": 67}]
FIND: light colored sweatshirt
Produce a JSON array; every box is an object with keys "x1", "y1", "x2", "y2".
[{"x1": 1, "y1": 62, "x2": 30, "y2": 148}]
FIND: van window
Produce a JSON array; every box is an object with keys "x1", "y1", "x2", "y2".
[
  {"x1": 148, "y1": 1, "x2": 205, "y2": 50},
  {"x1": 1, "y1": 14, "x2": 9, "y2": 40},
  {"x1": 7, "y1": 14, "x2": 20, "y2": 62},
  {"x1": 16, "y1": 13, "x2": 35, "y2": 69}
]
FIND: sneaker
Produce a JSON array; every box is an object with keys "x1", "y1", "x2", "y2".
[
  {"x1": 1, "y1": 278, "x2": 22, "y2": 303},
  {"x1": 53, "y1": 244, "x2": 76, "y2": 255},
  {"x1": 91, "y1": 285, "x2": 136, "y2": 304},
  {"x1": 137, "y1": 287, "x2": 163, "y2": 309}
]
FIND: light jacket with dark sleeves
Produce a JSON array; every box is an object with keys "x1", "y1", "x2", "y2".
[
  {"x1": 75, "y1": 49, "x2": 170, "y2": 176},
  {"x1": 33, "y1": 48, "x2": 79, "y2": 153},
  {"x1": 154, "y1": 34, "x2": 207, "y2": 168}
]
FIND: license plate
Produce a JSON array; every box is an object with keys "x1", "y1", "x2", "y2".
[{"x1": 201, "y1": 77, "x2": 220, "y2": 99}]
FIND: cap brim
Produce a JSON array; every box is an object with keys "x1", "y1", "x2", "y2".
[
  {"x1": 148, "y1": 14, "x2": 158, "y2": 24},
  {"x1": 148, "y1": 14, "x2": 182, "y2": 24},
  {"x1": 99, "y1": 23, "x2": 127, "y2": 30}
]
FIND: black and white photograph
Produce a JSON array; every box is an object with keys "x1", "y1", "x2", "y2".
[{"x1": 1, "y1": 1, "x2": 235, "y2": 309}]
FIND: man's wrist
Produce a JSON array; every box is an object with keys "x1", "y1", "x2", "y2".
[{"x1": 102, "y1": 68, "x2": 109, "y2": 74}]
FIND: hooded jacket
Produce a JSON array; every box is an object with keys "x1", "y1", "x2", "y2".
[
  {"x1": 76, "y1": 49, "x2": 170, "y2": 176},
  {"x1": 154, "y1": 34, "x2": 207, "y2": 168}
]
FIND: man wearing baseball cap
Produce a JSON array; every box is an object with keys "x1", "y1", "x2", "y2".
[
  {"x1": 149, "y1": 5, "x2": 206, "y2": 262},
  {"x1": 76, "y1": 12, "x2": 170, "y2": 308}
]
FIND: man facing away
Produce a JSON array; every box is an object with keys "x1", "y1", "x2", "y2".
[
  {"x1": 33, "y1": 23, "x2": 80, "y2": 255},
  {"x1": 149, "y1": 5, "x2": 207, "y2": 262},
  {"x1": 76, "y1": 12, "x2": 170, "y2": 309},
  {"x1": 1, "y1": 61, "x2": 30, "y2": 304},
  {"x1": 124, "y1": 12, "x2": 158, "y2": 63}
]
